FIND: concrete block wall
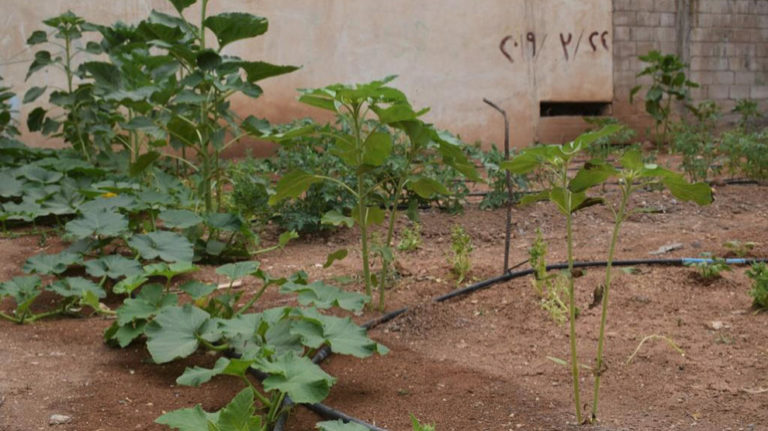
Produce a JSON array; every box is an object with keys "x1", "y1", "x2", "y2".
[{"x1": 612, "y1": 0, "x2": 768, "y2": 132}]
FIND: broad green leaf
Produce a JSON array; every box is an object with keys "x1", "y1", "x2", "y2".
[
  {"x1": 179, "y1": 280, "x2": 216, "y2": 299},
  {"x1": 145, "y1": 305, "x2": 212, "y2": 363},
  {"x1": 128, "y1": 231, "x2": 194, "y2": 262},
  {"x1": 571, "y1": 125, "x2": 622, "y2": 149},
  {"x1": 372, "y1": 102, "x2": 425, "y2": 124},
  {"x1": 264, "y1": 318, "x2": 304, "y2": 355},
  {"x1": 26, "y1": 30, "x2": 47, "y2": 45},
  {"x1": 159, "y1": 209, "x2": 203, "y2": 229},
  {"x1": 116, "y1": 284, "x2": 178, "y2": 325},
  {"x1": 237, "y1": 61, "x2": 299, "y2": 83},
  {"x1": 661, "y1": 175, "x2": 713, "y2": 206},
  {"x1": 216, "y1": 261, "x2": 261, "y2": 282},
  {"x1": 261, "y1": 352, "x2": 335, "y2": 403},
  {"x1": 129, "y1": 151, "x2": 161, "y2": 177},
  {"x1": 107, "y1": 321, "x2": 147, "y2": 348},
  {"x1": 80, "y1": 62, "x2": 121, "y2": 90},
  {"x1": 47, "y1": 277, "x2": 105, "y2": 299},
  {"x1": 0, "y1": 275, "x2": 42, "y2": 316},
  {"x1": 20, "y1": 165, "x2": 63, "y2": 184},
  {"x1": 143, "y1": 261, "x2": 198, "y2": 279},
  {"x1": 216, "y1": 387, "x2": 262, "y2": 431},
  {"x1": 204, "y1": 13, "x2": 268, "y2": 49},
  {"x1": 299, "y1": 310, "x2": 388, "y2": 357},
  {"x1": 321, "y1": 211, "x2": 355, "y2": 228},
  {"x1": 84, "y1": 255, "x2": 142, "y2": 279},
  {"x1": 500, "y1": 152, "x2": 544, "y2": 175},
  {"x1": 362, "y1": 132, "x2": 392, "y2": 166},
  {"x1": 620, "y1": 148, "x2": 644, "y2": 170},
  {"x1": 113, "y1": 274, "x2": 149, "y2": 295},
  {"x1": 280, "y1": 281, "x2": 365, "y2": 312},
  {"x1": 22, "y1": 86, "x2": 46, "y2": 103},
  {"x1": 23, "y1": 251, "x2": 81, "y2": 275},
  {"x1": 269, "y1": 170, "x2": 322, "y2": 206},
  {"x1": 298, "y1": 94, "x2": 336, "y2": 111},
  {"x1": 569, "y1": 162, "x2": 618, "y2": 193},
  {"x1": 176, "y1": 357, "x2": 254, "y2": 387},
  {"x1": 155, "y1": 405, "x2": 215, "y2": 431},
  {"x1": 351, "y1": 206, "x2": 385, "y2": 227},
  {"x1": 66, "y1": 210, "x2": 128, "y2": 239},
  {"x1": 408, "y1": 176, "x2": 449, "y2": 198},
  {"x1": 316, "y1": 421, "x2": 368, "y2": 431},
  {"x1": 206, "y1": 213, "x2": 243, "y2": 231},
  {"x1": 323, "y1": 249, "x2": 348, "y2": 268},
  {"x1": 167, "y1": 0, "x2": 196, "y2": 13},
  {"x1": 0, "y1": 172, "x2": 23, "y2": 198}
]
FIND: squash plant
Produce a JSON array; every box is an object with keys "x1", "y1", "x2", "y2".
[
  {"x1": 503, "y1": 135, "x2": 713, "y2": 423},
  {"x1": 264, "y1": 76, "x2": 479, "y2": 309}
]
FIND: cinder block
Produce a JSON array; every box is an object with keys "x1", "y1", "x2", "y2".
[
  {"x1": 656, "y1": 27, "x2": 677, "y2": 42},
  {"x1": 653, "y1": 0, "x2": 676, "y2": 12},
  {"x1": 637, "y1": 11, "x2": 661, "y2": 26},
  {"x1": 614, "y1": 41, "x2": 637, "y2": 58},
  {"x1": 614, "y1": 0, "x2": 633, "y2": 11},
  {"x1": 708, "y1": 84, "x2": 730, "y2": 99},
  {"x1": 614, "y1": 26, "x2": 632, "y2": 41},
  {"x1": 636, "y1": 41, "x2": 659, "y2": 55},
  {"x1": 734, "y1": 71, "x2": 757, "y2": 85},
  {"x1": 729, "y1": 85, "x2": 750, "y2": 99},
  {"x1": 698, "y1": 1, "x2": 730, "y2": 14},
  {"x1": 632, "y1": 26, "x2": 655, "y2": 41},
  {"x1": 714, "y1": 71, "x2": 735, "y2": 84},
  {"x1": 630, "y1": 0, "x2": 655, "y2": 11},
  {"x1": 751, "y1": 86, "x2": 768, "y2": 99},
  {"x1": 689, "y1": 86, "x2": 709, "y2": 100},
  {"x1": 614, "y1": 11, "x2": 636, "y2": 26},
  {"x1": 659, "y1": 12, "x2": 676, "y2": 27}
]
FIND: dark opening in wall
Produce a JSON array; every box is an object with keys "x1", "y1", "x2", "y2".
[{"x1": 540, "y1": 101, "x2": 612, "y2": 117}]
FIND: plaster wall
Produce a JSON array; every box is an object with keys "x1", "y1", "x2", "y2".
[{"x1": 0, "y1": 0, "x2": 613, "y2": 149}]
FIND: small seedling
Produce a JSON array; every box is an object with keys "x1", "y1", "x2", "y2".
[
  {"x1": 746, "y1": 262, "x2": 768, "y2": 309},
  {"x1": 626, "y1": 334, "x2": 684, "y2": 365},
  {"x1": 398, "y1": 222, "x2": 423, "y2": 252},
  {"x1": 410, "y1": 414, "x2": 436, "y2": 431},
  {"x1": 528, "y1": 229, "x2": 569, "y2": 324},
  {"x1": 723, "y1": 240, "x2": 757, "y2": 258},
  {"x1": 688, "y1": 254, "x2": 731, "y2": 280},
  {"x1": 449, "y1": 225, "x2": 473, "y2": 285}
]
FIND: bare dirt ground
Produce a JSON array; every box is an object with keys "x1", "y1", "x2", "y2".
[{"x1": 1, "y1": 182, "x2": 767, "y2": 431}]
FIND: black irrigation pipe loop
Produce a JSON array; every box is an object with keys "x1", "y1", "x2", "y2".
[{"x1": 269, "y1": 256, "x2": 768, "y2": 430}]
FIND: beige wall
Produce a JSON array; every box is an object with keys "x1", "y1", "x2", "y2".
[{"x1": 1, "y1": 0, "x2": 612, "y2": 149}]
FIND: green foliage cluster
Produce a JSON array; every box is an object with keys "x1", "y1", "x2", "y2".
[
  {"x1": 630, "y1": 50, "x2": 699, "y2": 146},
  {"x1": 503, "y1": 127, "x2": 713, "y2": 423},
  {"x1": 449, "y1": 225, "x2": 473, "y2": 285},
  {"x1": 528, "y1": 229, "x2": 569, "y2": 324},
  {"x1": 687, "y1": 254, "x2": 731, "y2": 280},
  {"x1": 746, "y1": 262, "x2": 768, "y2": 309},
  {"x1": 397, "y1": 221, "x2": 422, "y2": 252},
  {"x1": 0, "y1": 75, "x2": 20, "y2": 144},
  {"x1": 582, "y1": 117, "x2": 638, "y2": 160}
]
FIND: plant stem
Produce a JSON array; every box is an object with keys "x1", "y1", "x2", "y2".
[
  {"x1": 234, "y1": 283, "x2": 269, "y2": 317},
  {"x1": 25, "y1": 308, "x2": 66, "y2": 324},
  {"x1": 565, "y1": 208, "x2": 582, "y2": 424},
  {"x1": 378, "y1": 178, "x2": 405, "y2": 311},
  {"x1": 357, "y1": 175, "x2": 372, "y2": 300},
  {"x1": 0, "y1": 311, "x2": 21, "y2": 323},
  {"x1": 591, "y1": 180, "x2": 632, "y2": 421}
]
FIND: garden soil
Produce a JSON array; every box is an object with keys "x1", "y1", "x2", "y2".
[{"x1": 1, "y1": 183, "x2": 767, "y2": 431}]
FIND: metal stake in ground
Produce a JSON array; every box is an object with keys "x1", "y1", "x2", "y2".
[{"x1": 483, "y1": 98, "x2": 514, "y2": 273}]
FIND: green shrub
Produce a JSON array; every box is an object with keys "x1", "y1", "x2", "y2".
[{"x1": 746, "y1": 262, "x2": 768, "y2": 309}]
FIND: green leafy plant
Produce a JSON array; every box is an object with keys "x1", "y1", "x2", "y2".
[
  {"x1": 687, "y1": 254, "x2": 731, "y2": 280},
  {"x1": 156, "y1": 387, "x2": 265, "y2": 431},
  {"x1": 265, "y1": 76, "x2": 479, "y2": 309},
  {"x1": 723, "y1": 240, "x2": 757, "y2": 258},
  {"x1": 671, "y1": 100, "x2": 722, "y2": 182},
  {"x1": 528, "y1": 229, "x2": 569, "y2": 324},
  {"x1": 0, "y1": 75, "x2": 20, "y2": 144},
  {"x1": 503, "y1": 129, "x2": 712, "y2": 422},
  {"x1": 720, "y1": 129, "x2": 768, "y2": 180},
  {"x1": 630, "y1": 51, "x2": 699, "y2": 146},
  {"x1": 449, "y1": 225, "x2": 473, "y2": 285},
  {"x1": 746, "y1": 262, "x2": 768, "y2": 309},
  {"x1": 582, "y1": 117, "x2": 637, "y2": 160},
  {"x1": 477, "y1": 144, "x2": 528, "y2": 210},
  {"x1": 410, "y1": 414, "x2": 437, "y2": 431},
  {"x1": 397, "y1": 222, "x2": 422, "y2": 252},
  {"x1": 733, "y1": 99, "x2": 762, "y2": 133}
]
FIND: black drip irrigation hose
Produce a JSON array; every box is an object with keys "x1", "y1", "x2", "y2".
[{"x1": 269, "y1": 256, "x2": 768, "y2": 431}]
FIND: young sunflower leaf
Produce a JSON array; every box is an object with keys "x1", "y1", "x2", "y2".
[
  {"x1": 321, "y1": 211, "x2": 355, "y2": 228},
  {"x1": 203, "y1": 12, "x2": 268, "y2": 49},
  {"x1": 269, "y1": 170, "x2": 322, "y2": 206},
  {"x1": 323, "y1": 249, "x2": 348, "y2": 269},
  {"x1": 260, "y1": 352, "x2": 336, "y2": 404},
  {"x1": 128, "y1": 231, "x2": 194, "y2": 263}
]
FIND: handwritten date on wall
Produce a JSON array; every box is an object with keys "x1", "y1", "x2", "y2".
[{"x1": 500, "y1": 31, "x2": 610, "y2": 63}]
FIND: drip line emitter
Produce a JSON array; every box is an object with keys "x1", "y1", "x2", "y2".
[{"x1": 262, "y1": 100, "x2": 768, "y2": 430}]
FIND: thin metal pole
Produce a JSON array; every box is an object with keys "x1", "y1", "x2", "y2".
[{"x1": 483, "y1": 98, "x2": 513, "y2": 273}]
